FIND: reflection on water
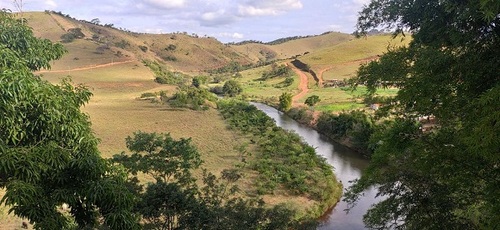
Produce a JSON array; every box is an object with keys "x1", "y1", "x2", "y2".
[{"x1": 251, "y1": 103, "x2": 379, "y2": 230}]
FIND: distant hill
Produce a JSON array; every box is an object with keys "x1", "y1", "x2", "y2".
[
  {"x1": 24, "y1": 11, "x2": 252, "y2": 73},
  {"x1": 229, "y1": 32, "x2": 353, "y2": 62}
]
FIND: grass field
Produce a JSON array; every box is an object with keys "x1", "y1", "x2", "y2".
[{"x1": 237, "y1": 63, "x2": 300, "y2": 101}]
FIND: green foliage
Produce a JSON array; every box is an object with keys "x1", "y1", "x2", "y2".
[
  {"x1": 114, "y1": 39, "x2": 130, "y2": 49},
  {"x1": 304, "y1": 95, "x2": 321, "y2": 106},
  {"x1": 347, "y1": 0, "x2": 500, "y2": 228},
  {"x1": 222, "y1": 79, "x2": 243, "y2": 97},
  {"x1": 167, "y1": 87, "x2": 216, "y2": 110},
  {"x1": 286, "y1": 107, "x2": 313, "y2": 125},
  {"x1": 209, "y1": 85, "x2": 224, "y2": 95},
  {"x1": 0, "y1": 10, "x2": 139, "y2": 229},
  {"x1": 208, "y1": 60, "x2": 243, "y2": 74},
  {"x1": 113, "y1": 132, "x2": 201, "y2": 229},
  {"x1": 113, "y1": 132, "x2": 301, "y2": 229},
  {"x1": 316, "y1": 110, "x2": 374, "y2": 152},
  {"x1": 192, "y1": 77, "x2": 201, "y2": 88},
  {"x1": 279, "y1": 92, "x2": 293, "y2": 111},
  {"x1": 114, "y1": 131, "x2": 202, "y2": 185},
  {"x1": 274, "y1": 76, "x2": 294, "y2": 88},
  {"x1": 60, "y1": 33, "x2": 76, "y2": 43},
  {"x1": 138, "y1": 45, "x2": 148, "y2": 52},
  {"x1": 165, "y1": 44, "x2": 177, "y2": 51},
  {"x1": 259, "y1": 63, "x2": 292, "y2": 80},
  {"x1": 140, "y1": 92, "x2": 156, "y2": 98},
  {"x1": 60, "y1": 28, "x2": 85, "y2": 43},
  {"x1": 144, "y1": 60, "x2": 187, "y2": 86},
  {"x1": 161, "y1": 55, "x2": 178, "y2": 62}
]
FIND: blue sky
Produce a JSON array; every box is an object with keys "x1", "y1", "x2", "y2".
[{"x1": 1, "y1": 0, "x2": 370, "y2": 43}]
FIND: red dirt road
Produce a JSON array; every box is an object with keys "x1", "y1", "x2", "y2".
[
  {"x1": 290, "y1": 63, "x2": 309, "y2": 105},
  {"x1": 36, "y1": 60, "x2": 135, "y2": 73}
]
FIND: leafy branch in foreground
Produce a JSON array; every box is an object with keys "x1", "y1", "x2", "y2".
[
  {"x1": 0, "y1": 10, "x2": 139, "y2": 229},
  {"x1": 347, "y1": 0, "x2": 500, "y2": 229}
]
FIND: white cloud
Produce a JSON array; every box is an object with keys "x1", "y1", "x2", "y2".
[
  {"x1": 231, "y1": 32, "x2": 244, "y2": 39},
  {"x1": 44, "y1": 0, "x2": 57, "y2": 8},
  {"x1": 238, "y1": 0, "x2": 303, "y2": 16},
  {"x1": 216, "y1": 32, "x2": 244, "y2": 40},
  {"x1": 142, "y1": 0, "x2": 185, "y2": 9},
  {"x1": 200, "y1": 9, "x2": 237, "y2": 26}
]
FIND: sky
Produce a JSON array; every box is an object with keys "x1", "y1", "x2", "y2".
[{"x1": 0, "y1": 0, "x2": 371, "y2": 43}]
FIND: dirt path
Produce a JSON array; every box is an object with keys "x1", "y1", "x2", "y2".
[
  {"x1": 290, "y1": 63, "x2": 309, "y2": 105},
  {"x1": 36, "y1": 60, "x2": 135, "y2": 73}
]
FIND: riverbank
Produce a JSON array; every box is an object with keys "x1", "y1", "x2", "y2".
[{"x1": 218, "y1": 100, "x2": 343, "y2": 222}]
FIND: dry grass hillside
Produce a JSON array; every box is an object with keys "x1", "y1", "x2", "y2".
[
  {"x1": 24, "y1": 11, "x2": 252, "y2": 73},
  {"x1": 230, "y1": 32, "x2": 353, "y2": 62}
]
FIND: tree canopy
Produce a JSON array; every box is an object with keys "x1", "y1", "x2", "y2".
[
  {"x1": 222, "y1": 79, "x2": 243, "y2": 97},
  {"x1": 0, "y1": 10, "x2": 138, "y2": 229},
  {"x1": 347, "y1": 0, "x2": 499, "y2": 229}
]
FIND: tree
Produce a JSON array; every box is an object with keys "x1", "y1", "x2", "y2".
[
  {"x1": 90, "y1": 18, "x2": 100, "y2": 25},
  {"x1": 0, "y1": 11, "x2": 139, "y2": 229},
  {"x1": 304, "y1": 95, "x2": 320, "y2": 106},
  {"x1": 113, "y1": 132, "x2": 202, "y2": 230},
  {"x1": 346, "y1": 1, "x2": 500, "y2": 229},
  {"x1": 279, "y1": 92, "x2": 293, "y2": 111},
  {"x1": 113, "y1": 132, "x2": 301, "y2": 230},
  {"x1": 222, "y1": 79, "x2": 243, "y2": 97}
]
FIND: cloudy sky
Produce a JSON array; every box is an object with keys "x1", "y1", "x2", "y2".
[{"x1": 1, "y1": 0, "x2": 370, "y2": 43}]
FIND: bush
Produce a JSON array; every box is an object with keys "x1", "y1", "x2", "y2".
[
  {"x1": 259, "y1": 64, "x2": 292, "y2": 81},
  {"x1": 222, "y1": 80, "x2": 243, "y2": 97},
  {"x1": 60, "y1": 33, "x2": 76, "y2": 43},
  {"x1": 279, "y1": 92, "x2": 292, "y2": 111},
  {"x1": 209, "y1": 86, "x2": 224, "y2": 95},
  {"x1": 139, "y1": 45, "x2": 148, "y2": 52},
  {"x1": 287, "y1": 108, "x2": 313, "y2": 125},
  {"x1": 168, "y1": 87, "x2": 216, "y2": 110},
  {"x1": 304, "y1": 95, "x2": 321, "y2": 106},
  {"x1": 315, "y1": 110, "x2": 374, "y2": 153},
  {"x1": 161, "y1": 55, "x2": 177, "y2": 62},
  {"x1": 115, "y1": 39, "x2": 130, "y2": 49},
  {"x1": 165, "y1": 44, "x2": 177, "y2": 51},
  {"x1": 140, "y1": 92, "x2": 156, "y2": 98}
]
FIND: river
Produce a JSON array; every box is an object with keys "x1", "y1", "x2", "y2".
[{"x1": 251, "y1": 103, "x2": 380, "y2": 230}]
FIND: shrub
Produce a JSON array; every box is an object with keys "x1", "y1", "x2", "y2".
[
  {"x1": 60, "y1": 33, "x2": 76, "y2": 43},
  {"x1": 287, "y1": 107, "x2": 313, "y2": 125},
  {"x1": 115, "y1": 39, "x2": 130, "y2": 49},
  {"x1": 139, "y1": 45, "x2": 148, "y2": 52},
  {"x1": 140, "y1": 92, "x2": 156, "y2": 98},
  {"x1": 161, "y1": 55, "x2": 177, "y2": 62},
  {"x1": 222, "y1": 80, "x2": 243, "y2": 97},
  {"x1": 165, "y1": 44, "x2": 177, "y2": 51},
  {"x1": 209, "y1": 86, "x2": 224, "y2": 95}
]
